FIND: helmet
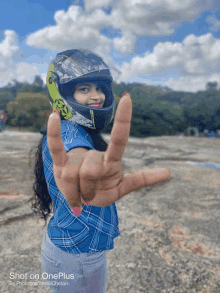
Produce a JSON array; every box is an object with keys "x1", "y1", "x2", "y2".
[{"x1": 46, "y1": 49, "x2": 116, "y2": 130}]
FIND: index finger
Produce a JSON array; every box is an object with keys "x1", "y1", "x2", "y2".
[
  {"x1": 105, "y1": 93, "x2": 132, "y2": 162},
  {"x1": 47, "y1": 110, "x2": 68, "y2": 167}
]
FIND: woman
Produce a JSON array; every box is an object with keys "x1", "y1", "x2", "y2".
[{"x1": 31, "y1": 49, "x2": 170, "y2": 293}]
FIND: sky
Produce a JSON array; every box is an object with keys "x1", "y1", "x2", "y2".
[{"x1": 0, "y1": 0, "x2": 220, "y2": 92}]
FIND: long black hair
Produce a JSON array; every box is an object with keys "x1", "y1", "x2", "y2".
[{"x1": 30, "y1": 117, "x2": 108, "y2": 226}]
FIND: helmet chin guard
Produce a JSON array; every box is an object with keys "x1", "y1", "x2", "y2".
[{"x1": 46, "y1": 49, "x2": 116, "y2": 130}]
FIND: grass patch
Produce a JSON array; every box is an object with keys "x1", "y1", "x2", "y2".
[{"x1": 5, "y1": 126, "x2": 36, "y2": 132}]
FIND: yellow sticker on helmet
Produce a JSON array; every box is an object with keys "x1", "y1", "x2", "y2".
[
  {"x1": 46, "y1": 64, "x2": 73, "y2": 120},
  {"x1": 90, "y1": 110, "x2": 96, "y2": 129}
]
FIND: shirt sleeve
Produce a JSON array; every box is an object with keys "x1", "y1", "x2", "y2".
[{"x1": 61, "y1": 121, "x2": 95, "y2": 153}]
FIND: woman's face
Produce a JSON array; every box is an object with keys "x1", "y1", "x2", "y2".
[{"x1": 73, "y1": 83, "x2": 105, "y2": 108}]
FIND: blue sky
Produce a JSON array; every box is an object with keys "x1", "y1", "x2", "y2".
[{"x1": 0, "y1": 0, "x2": 220, "y2": 92}]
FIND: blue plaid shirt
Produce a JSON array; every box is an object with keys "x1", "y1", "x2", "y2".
[{"x1": 42, "y1": 120, "x2": 120, "y2": 254}]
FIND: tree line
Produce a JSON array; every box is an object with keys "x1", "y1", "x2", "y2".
[{"x1": 0, "y1": 76, "x2": 220, "y2": 137}]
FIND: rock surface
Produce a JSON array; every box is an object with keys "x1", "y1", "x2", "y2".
[{"x1": 0, "y1": 131, "x2": 220, "y2": 293}]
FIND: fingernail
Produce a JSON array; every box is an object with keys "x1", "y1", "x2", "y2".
[
  {"x1": 123, "y1": 93, "x2": 127, "y2": 96},
  {"x1": 72, "y1": 207, "x2": 81, "y2": 217},
  {"x1": 50, "y1": 110, "x2": 58, "y2": 118}
]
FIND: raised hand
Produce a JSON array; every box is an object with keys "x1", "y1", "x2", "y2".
[{"x1": 47, "y1": 93, "x2": 170, "y2": 216}]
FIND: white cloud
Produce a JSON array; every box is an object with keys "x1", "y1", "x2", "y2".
[
  {"x1": 0, "y1": 30, "x2": 39, "y2": 87},
  {"x1": 26, "y1": 0, "x2": 214, "y2": 56},
  {"x1": 164, "y1": 74, "x2": 220, "y2": 92},
  {"x1": 0, "y1": 30, "x2": 22, "y2": 60},
  {"x1": 41, "y1": 73, "x2": 47, "y2": 84},
  {"x1": 118, "y1": 33, "x2": 220, "y2": 83},
  {"x1": 16, "y1": 63, "x2": 39, "y2": 83},
  {"x1": 26, "y1": 6, "x2": 112, "y2": 53},
  {"x1": 85, "y1": 0, "x2": 212, "y2": 13},
  {"x1": 26, "y1": 5, "x2": 121, "y2": 76},
  {"x1": 86, "y1": 0, "x2": 214, "y2": 37},
  {"x1": 206, "y1": 15, "x2": 220, "y2": 31},
  {"x1": 23, "y1": 1, "x2": 218, "y2": 92},
  {"x1": 0, "y1": 30, "x2": 22, "y2": 74},
  {"x1": 113, "y1": 31, "x2": 137, "y2": 54},
  {"x1": 84, "y1": 0, "x2": 115, "y2": 11}
]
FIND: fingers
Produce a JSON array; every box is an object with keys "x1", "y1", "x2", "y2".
[
  {"x1": 47, "y1": 110, "x2": 83, "y2": 217},
  {"x1": 118, "y1": 168, "x2": 170, "y2": 198},
  {"x1": 105, "y1": 93, "x2": 132, "y2": 162},
  {"x1": 79, "y1": 150, "x2": 104, "y2": 202},
  {"x1": 60, "y1": 173, "x2": 82, "y2": 215},
  {"x1": 47, "y1": 110, "x2": 68, "y2": 167},
  {"x1": 55, "y1": 162, "x2": 83, "y2": 216}
]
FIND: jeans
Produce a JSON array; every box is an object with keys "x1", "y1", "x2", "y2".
[{"x1": 41, "y1": 230, "x2": 108, "y2": 293}]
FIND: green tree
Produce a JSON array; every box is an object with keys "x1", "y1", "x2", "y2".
[
  {"x1": 0, "y1": 92, "x2": 14, "y2": 110},
  {"x1": 206, "y1": 81, "x2": 218, "y2": 92},
  {"x1": 33, "y1": 75, "x2": 44, "y2": 88},
  {"x1": 6, "y1": 92, "x2": 51, "y2": 131}
]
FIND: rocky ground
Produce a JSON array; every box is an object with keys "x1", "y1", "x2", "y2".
[{"x1": 0, "y1": 130, "x2": 220, "y2": 293}]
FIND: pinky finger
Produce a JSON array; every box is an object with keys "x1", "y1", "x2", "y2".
[{"x1": 118, "y1": 168, "x2": 170, "y2": 198}]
